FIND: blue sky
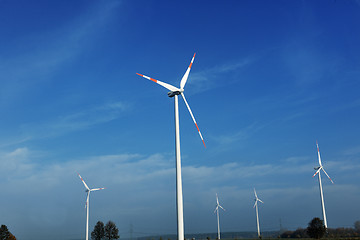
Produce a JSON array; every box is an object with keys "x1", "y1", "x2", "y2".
[{"x1": 1, "y1": 0, "x2": 360, "y2": 239}]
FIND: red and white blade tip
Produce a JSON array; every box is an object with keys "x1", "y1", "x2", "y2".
[
  {"x1": 136, "y1": 73, "x2": 157, "y2": 83},
  {"x1": 313, "y1": 168, "x2": 320, "y2": 177},
  {"x1": 180, "y1": 93, "x2": 206, "y2": 148},
  {"x1": 137, "y1": 73, "x2": 180, "y2": 92},
  {"x1": 180, "y1": 53, "x2": 196, "y2": 90},
  {"x1": 78, "y1": 173, "x2": 85, "y2": 182},
  {"x1": 190, "y1": 53, "x2": 196, "y2": 67},
  {"x1": 322, "y1": 168, "x2": 334, "y2": 184}
]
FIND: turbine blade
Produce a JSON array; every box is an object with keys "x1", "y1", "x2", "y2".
[
  {"x1": 313, "y1": 167, "x2": 321, "y2": 177},
  {"x1": 136, "y1": 73, "x2": 179, "y2": 92},
  {"x1": 91, "y1": 187, "x2": 105, "y2": 191},
  {"x1": 214, "y1": 206, "x2": 218, "y2": 213},
  {"x1": 219, "y1": 204, "x2": 226, "y2": 211},
  {"x1": 316, "y1": 141, "x2": 323, "y2": 166},
  {"x1": 78, "y1": 173, "x2": 90, "y2": 191},
  {"x1": 322, "y1": 168, "x2": 334, "y2": 184},
  {"x1": 254, "y1": 188, "x2": 258, "y2": 198},
  {"x1": 253, "y1": 201, "x2": 257, "y2": 208},
  {"x1": 258, "y1": 199, "x2": 264, "y2": 204},
  {"x1": 180, "y1": 53, "x2": 196, "y2": 90},
  {"x1": 180, "y1": 93, "x2": 206, "y2": 148}
]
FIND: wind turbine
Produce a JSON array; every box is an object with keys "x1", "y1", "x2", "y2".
[
  {"x1": 313, "y1": 141, "x2": 334, "y2": 228},
  {"x1": 136, "y1": 53, "x2": 205, "y2": 240},
  {"x1": 214, "y1": 193, "x2": 225, "y2": 240},
  {"x1": 253, "y1": 188, "x2": 263, "y2": 238},
  {"x1": 78, "y1": 173, "x2": 105, "y2": 240}
]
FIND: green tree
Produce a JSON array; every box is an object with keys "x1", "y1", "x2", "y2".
[
  {"x1": 7, "y1": 234, "x2": 16, "y2": 240},
  {"x1": 92, "y1": 221, "x2": 105, "y2": 240},
  {"x1": 0, "y1": 225, "x2": 16, "y2": 240},
  {"x1": 0, "y1": 225, "x2": 10, "y2": 240},
  {"x1": 104, "y1": 221, "x2": 119, "y2": 240},
  {"x1": 307, "y1": 217, "x2": 326, "y2": 239},
  {"x1": 355, "y1": 221, "x2": 360, "y2": 232}
]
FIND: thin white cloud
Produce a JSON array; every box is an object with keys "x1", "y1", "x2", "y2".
[
  {"x1": 0, "y1": 148, "x2": 317, "y2": 193},
  {"x1": 0, "y1": 1, "x2": 121, "y2": 105},
  {"x1": 189, "y1": 58, "x2": 253, "y2": 94},
  {"x1": 183, "y1": 161, "x2": 310, "y2": 185},
  {"x1": 211, "y1": 122, "x2": 267, "y2": 149},
  {"x1": 20, "y1": 100, "x2": 130, "y2": 139},
  {"x1": 284, "y1": 156, "x2": 310, "y2": 164},
  {"x1": 0, "y1": 137, "x2": 32, "y2": 148},
  {"x1": 343, "y1": 144, "x2": 360, "y2": 156},
  {"x1": 355, "y1": 0, "x2": 360, "y2": 7},
  {"x1": 0, "y1": 148, "x2": 35, "y2": 177}
]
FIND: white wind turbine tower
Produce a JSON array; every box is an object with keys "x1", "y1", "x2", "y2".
[
  {"x1": 137, "y1": 53, "x2": 205, "y2": 240},
  {"x1": 313, "y1": 141, "x2": 334, "y2": 228},
  {"x1": 253, "y1": 188, "x2": 264, "y2": 238},
  {"x1": 78, "y1": 173, "x2": 105, "y2": 240},
  {"x1": 214, "y1": 193, "x2": 225, "y2": 240}
]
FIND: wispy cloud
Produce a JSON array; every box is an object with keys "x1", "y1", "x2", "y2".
[
  {"x1": 189, "y1": 58, "x2": 254, "y2": 94},
  {"x1": 20, "y1": 101, "x2": 130, "y2": 139},
  {"x1": 355, "y1": 0, "x2": 360, "y2": 7},
  {"x1": 0, "y1": 136, "x2": 32, "y2": 148},
  {"x1": 0, "y1": 147, "x2": 314, "y2": 191},
  {"x1": 0, "y1": 148, "x2": 323, "y2": 202},
  {"x1": 183, "y1": 160, "x2": 312, "y2": 186},
  {"x1": 1, "y1": 147, "x2": 359, "y2": 239},
  {"x1": 341, "y1": 144, "x2": 360, "y2": 157},
  {"x1": 0, "y1": 148, "x2": 35, "y2": 177},
  {"x1": 0, "y1": 1, "x2": 121, "y2": 105},
  {"x1": 211, "y1": 122, "x2": 267, "y2": 150}
]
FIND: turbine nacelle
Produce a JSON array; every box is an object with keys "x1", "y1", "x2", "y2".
[
  {"x1": 214, "y1": 193, "x2": 225, "y2": 212},
  {"x1": 168, "y1": 90, "x2": 182, "y2": 98},
  {"x1": 253, "y1": 188, "x2": 264, "y2": 208}
]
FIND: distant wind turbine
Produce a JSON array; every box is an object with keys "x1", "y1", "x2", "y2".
[
  {"x1": 313, "y1": 141, "x2": 334, "y2": 228},
  {"x1": 137, "y1": 53, "x2": 206, "y2": 240},
  {"x1": 253, "y1": 188, "x2": 264, "y2": 238},
  {"x1": 78, "y1": 173, "x2": 105, "y2": 240},
  {"x1": 214, "y1": 193, "x2": 225, "y2": 240}
]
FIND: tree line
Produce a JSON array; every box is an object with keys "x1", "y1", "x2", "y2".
[
  {"x1": 281, "y1": 218, "x2": 360, "y2": 239},
  {"x1": 1, "y1": 220, "x2": 119, "y2": 240},
  {"x1": 91, "y1": 220, "x2": 120, "y2": 240}
]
